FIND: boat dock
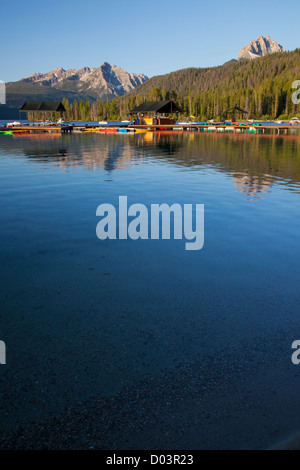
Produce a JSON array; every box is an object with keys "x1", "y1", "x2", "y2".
[
  {"x1": 1, "y1": 123, "x2": 299, "y2": 136},
  {"x1": 128, "y1": 124, "x2": 300, "y2": 135},
  {"x1": 0, "y1": 125, "x2": 73, "y2": 134}
]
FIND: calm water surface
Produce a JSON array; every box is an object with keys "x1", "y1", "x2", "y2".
[{"x1": 1, "y1": 132, "x2": 300, "y2": 449}]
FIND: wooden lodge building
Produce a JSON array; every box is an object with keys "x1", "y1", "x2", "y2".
[{"x1": 130, "y1": 100, "x2": 182, "y2": 126}]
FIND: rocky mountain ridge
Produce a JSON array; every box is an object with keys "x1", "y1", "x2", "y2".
[
  {"x1": 238, "y1": 35, "x2": 284, "y2": 60},
  {"x1": 6, "y1": 63, "x2": 148, "y2": 106}
]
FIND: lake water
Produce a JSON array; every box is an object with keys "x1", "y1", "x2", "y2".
[{"x1": 1, "y1": 131, "x2": 300, "y2": 449}]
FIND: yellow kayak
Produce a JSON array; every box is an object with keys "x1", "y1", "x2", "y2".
[
  {"x1": 134, "y1": 129, "x2": 151, "y2": 134},
  {"x1": 82, "y1": 128, "x2": 102, "y2": 133}
]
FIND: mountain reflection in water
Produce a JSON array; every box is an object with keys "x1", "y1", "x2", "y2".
[{"x1": 3, "y1": 131, "x2": 300, "y2": 198}]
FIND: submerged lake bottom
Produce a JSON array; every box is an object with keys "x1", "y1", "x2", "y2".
[{"x1": 1, "y1": 132, "x2": 300, "y2": 449}]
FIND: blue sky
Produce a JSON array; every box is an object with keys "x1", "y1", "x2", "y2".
[{"x1": 0, "y1": 0, "x2": 299, "y2": 82}]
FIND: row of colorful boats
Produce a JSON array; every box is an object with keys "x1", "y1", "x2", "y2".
[
  {"x1": 0, "y1": 129, "x2": 39, "y2": 135},
  {"x1": 82, "y1": 128, "x2": 148, "y2": 134}
]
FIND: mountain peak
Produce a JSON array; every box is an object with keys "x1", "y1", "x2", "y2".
[
  {"x1": 53, "y1": 67, "x2": 65, "y2": 73},
  {"x1": 238, "y1": 35, "x2": 284, "y2": 60}
]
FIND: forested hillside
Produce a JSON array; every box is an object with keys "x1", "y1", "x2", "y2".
[{"x1": 120, "y1": 49, "x2": 300, "y2": 120}]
